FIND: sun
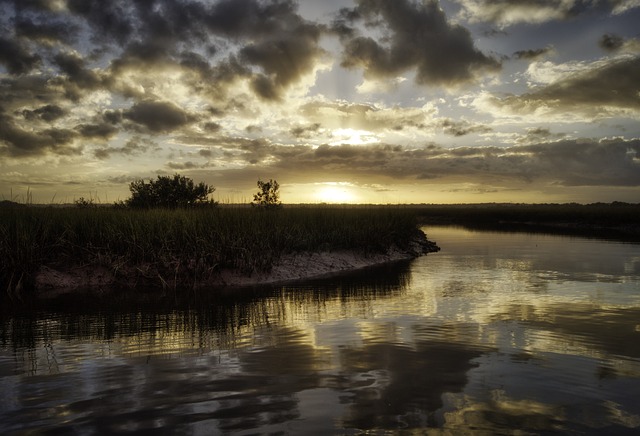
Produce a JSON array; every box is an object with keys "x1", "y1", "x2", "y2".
[
  {"x1": 329, "y1": 128, "x2": 378, "y2": 146},
  {"x1": 316, "y1": 183, "x2": 356, "y2": 203}
]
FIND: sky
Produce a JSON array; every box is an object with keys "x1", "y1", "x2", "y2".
[{"x1": 1, "y1": 0, "x2": 639, "y2": 204}]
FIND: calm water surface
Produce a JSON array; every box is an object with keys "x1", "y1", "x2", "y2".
[{"x1": 1, "y1": 226, "x2": 640, "y2": 434}]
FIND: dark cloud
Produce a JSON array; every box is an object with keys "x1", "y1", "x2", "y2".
[
  {"x1": 15, "y1": 17, "x2": 78, "y2": 45},
  {"x1": 94, "y1": 137, "x2": 154, "y2": 160},
  {"x1": 166, "y1": 161, "x2": 201, "y2": 170},
  {"x1": 335, "y1": 0, "x2": 501, "y2": 87},
  {"x1": 0, "y1": 76, "x2": 59, "y2": 109},
  {"x1": 249, "y1": 138, "x2": 640, "y2": 187},
  {"x1": 485, "y1": 56, "x2": 640, "y2": 116},
  {"x1": 123, "y1": 100, "x2": 196, "y2": 133},
  {"x1": 65, "y1": 0, "x2": 134, "y2": 45},
  {"x1": 290, "y1": 123, "x2": 322, "y2": 138},
  {"x1": 233, "y1": 6, "x2": 325, "y2": 100},
  {"x1": 81, "y1": 0, "x2": 327, "y2": 101},
  {"x1": 0, "y1": 113, "x2": 80, "y2": 157},
  {"x1": 21, "y1": 104, "x2": 66, "y2": 122},
  {"x1": 53, "y1": 51, "x2": 103, "y2": 89},
  {"x1": 77, "y1": 123, "x2": 119, "y2": 140},
  {"x1": 204, "y1": 0, "x2": 300, "y2": 38},
  {"x1": 440, "y1": 119, "x2": 492, "y2": 137},
  {"x1": 516, "y1": 127, "x2": 566, "y2": 144},
  {"x1": 519, "y1": 139, "x2": 640, "y2": 186},
  {"x1": 0, "y1": 36, "x2": 41, "y2": 75},
  {"x1": 513, "y1": 47, "x2": 552, "y2": 61},
  {"x1": 203, "y1": 122, "x2": 222, "y2": 133},
  {"x1": 482, "y1": 28, "x2": 509, "y2": 37},
  {"x1": 199, "y1": 148, "x2": 215, "y2": 158},
  {"x1": 180, "y1": 51, "x2": 213, "y2": 76},
  {"x1": 242, "y1": 24, "x2": 325, "y2": 100},
  {"x1": 110, "y1": 40, "x2": 174, "y2": 72},
  {"x1": 599, "y1": 33, "x2": 625, "y2": 51},
  {"x1": 12, "y1": 0, "x2": 60, "y2": 12},
  {"x1": 101, "y1": 109, "x2": 124, "y2": 126}
]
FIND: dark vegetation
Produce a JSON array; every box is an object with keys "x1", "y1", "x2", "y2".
[
  {"x1": 2, "y1": 173, "x2": 639, "y2": 298},
  {"x1": 0, "y1": 205, "x2": 422, "y2": 296},
  {"x1": 125, "y1": 174, "x2": 216, "y2": 209},
  {"x1": 251, "y1": 179, "x2": 281, "y2": 209},
  {"x1": 415, "y1": 202, "x2": 640, "y2": 239}
]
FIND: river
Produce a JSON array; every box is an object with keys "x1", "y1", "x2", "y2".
[{"x1": 1, "y1": 226, "x2": 639, "y2": 434}]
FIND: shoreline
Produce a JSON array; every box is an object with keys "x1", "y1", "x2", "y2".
[{"x1": 33, "y1": 232, "x2": 440, "y2": 295}]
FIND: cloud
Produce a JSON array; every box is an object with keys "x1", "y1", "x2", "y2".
[
  {"x1": 123, "y1": 100, "x2": 196, "y2": 133},
  {"x1": 454, "y1": 0, "x2": 640, "y2": 26},
  {"x1": 600, "y1": 33, "x2": 625, "y2": 51},
  {"x1": 599, "y1": 33, "x2": 640, "y2": 54},
  {"x1": 299, "y1": 100, "x2": 491, "y2": 137},
  {"x1": 290, "y1": 123, "x2": 322, "y2": 139},
  {"x1": 334, "y1": 0, "x2": 500, "y2": 87},
  {"x1": 513, "y1": 47, "x2": 554, "y2": 61},
  {"x1": 476, "y1": 56, "x2": 640, "y2": 120},
  {"x1": 300, "y1": 100, "x2": 436, "y2": 132},
  {"x1": 21, "y1": 104, "x2": 67, "y2": 122},
  {"x1": 519, "y1": 138, "x2": 640, "y2": 186},
  {"x1": 439, "y1": 119, "x2": 492, "y2": 137},
  {"x1": 240, "y1": 23, "x2": 326, "y2": 101},
  {"x1": 93, "y1": 137, "x2": 155, "y2": 160},
  {"x1": 166, "y1": 161, "x2": 202, "y2": 170},
  {"x1": 65, "y1": 0, "x2": 135, "y2": 45},
  {"x1": 67, "y1": 0, "x2": 327, "y2": 102},
  {"x1": 15, "y1": 17, "x2": 78, "y2": 45},
  {"x1": 515, "y1": 127, "x2": 566, "y2": 144},
  {"x1": 0, "y1": 37, "x2": 41, "y2": 75},
  {"x1": 251, "y1": 138, "x2": 640, "y2": 188},
  {"x1": 53, "y1": 51, "x2": 104, "y2": 90},
  {"x1": 76, "y1": 123, "x2": 119, "y2": 140},
  {"x1": 0, "y1": 76, "x2": 60, "y2": 111},
  {"x1": 0, "y1": 112, "x2": 80, "y2": 157}
]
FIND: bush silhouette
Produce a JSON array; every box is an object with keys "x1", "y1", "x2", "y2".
[
  {"x1": 126, "y1": 174, "x2": 216, "y2": 208},
  {"x1": 251, "y1": 179, "x2": 281, "y2": 208}
]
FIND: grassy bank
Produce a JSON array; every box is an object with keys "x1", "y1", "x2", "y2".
[{"x1": 1, "y1": 206, "x2": 423, "y2": 295}]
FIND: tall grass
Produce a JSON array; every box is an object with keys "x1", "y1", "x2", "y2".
[{"x1": 0, "y1": 206, "x2": 421, "y2": 294}]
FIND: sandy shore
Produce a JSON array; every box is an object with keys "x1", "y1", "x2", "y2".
[{"x1": 34, "y1": 232, "x2": 439, "y2": 294}]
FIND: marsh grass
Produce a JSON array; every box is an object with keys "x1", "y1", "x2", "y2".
[
  {"x1": 4, "y1": 202, "x2": 636, "y2": 297},
  {"x1": 0, "y1": 206, "x2": 420, "y2": 295}
]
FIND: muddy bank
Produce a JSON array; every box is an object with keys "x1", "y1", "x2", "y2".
[{"x1": 34, "y1": 233, "x2": 439, "y2": 294}]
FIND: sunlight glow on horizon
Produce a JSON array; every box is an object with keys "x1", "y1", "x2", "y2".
[{"x1": 314, "y1": 183, "x2": 358, "y2": 203}]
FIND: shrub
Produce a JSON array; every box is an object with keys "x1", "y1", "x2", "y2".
[
  {"x1": 74, "y1": 197, "x2": 96, "y2": 208},
  {"x1": 251, "y1": 179, "x2": 281, "y2": 209},
  {"x1": 126, "y1": 174, "x2": 216, "y2": 209}
]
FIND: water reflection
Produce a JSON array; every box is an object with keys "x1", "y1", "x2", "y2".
[{"x1": 1, "y1": 226, "x2": 639, "y2": 434}]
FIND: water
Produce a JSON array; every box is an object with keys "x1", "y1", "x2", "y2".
[{"x1": 1, "y1": 226, "x2": 639, "y2": 434}]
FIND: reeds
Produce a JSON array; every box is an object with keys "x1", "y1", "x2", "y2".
[{"x1": 0, "y1": 206, "x2": 420, "y2": 295}]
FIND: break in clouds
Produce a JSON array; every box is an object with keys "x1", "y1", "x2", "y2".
[{"x1": 0, "y1": 0, "x2": 639, "y2": 201}]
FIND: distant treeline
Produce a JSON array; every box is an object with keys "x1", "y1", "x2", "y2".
[{"x1": 411, "y1": 202, "x2": 640, "y2": 239}]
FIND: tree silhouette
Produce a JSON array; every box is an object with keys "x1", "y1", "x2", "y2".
[
  {"x1": 126, "y1": 174, "x2": 216, "y2": 208},
  {"x1": 252, "y1": 179, "x2": 281, "y2": 208}
]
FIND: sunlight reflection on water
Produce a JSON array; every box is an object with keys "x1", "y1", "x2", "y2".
[{"x1": 1, "y1": 226, "x2": 639, "y2": 434}]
